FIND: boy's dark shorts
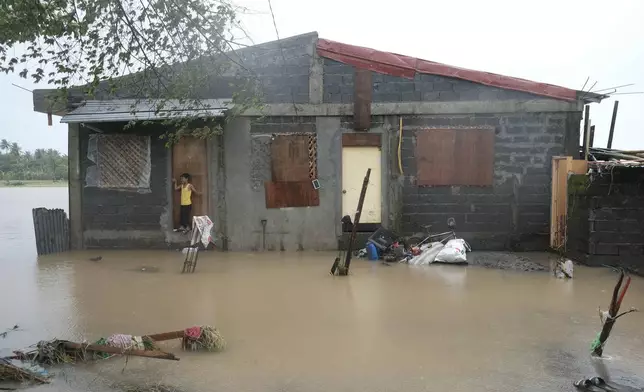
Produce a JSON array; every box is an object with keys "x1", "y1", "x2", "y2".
[{"x1": 180, "y1": 205, "x2": 192, "y2": 228}]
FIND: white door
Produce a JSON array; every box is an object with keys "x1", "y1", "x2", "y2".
[{"x1": 342, "y1": 146, "x2": 382, "y2": 224}]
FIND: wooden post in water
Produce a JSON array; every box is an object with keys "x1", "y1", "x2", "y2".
[
  {"x1": 336, "y1": 168, "x2": 371, "y2": 276},
  {"x1": 591, "y1": 270, "x2": 637, "y2": 357}
]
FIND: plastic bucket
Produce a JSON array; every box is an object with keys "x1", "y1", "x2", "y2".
[{"x1": 366, "y1": 242, "x2": 379, "y2": 261}]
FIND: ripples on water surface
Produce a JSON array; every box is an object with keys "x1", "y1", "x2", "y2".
[{"x1": 1, "y1": 187, "x2": 643, "y2": 392}]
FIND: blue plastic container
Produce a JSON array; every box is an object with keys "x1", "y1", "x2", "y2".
[{"x1": 366, "y1": 242, "x2": 379, "y2": 261}]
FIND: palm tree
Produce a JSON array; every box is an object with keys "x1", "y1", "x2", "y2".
[
  {"x1": 0, "y1": 139, "x2": 9, "y2": 152},
  {"x1": 10, "y1": 142, "x2": 21, "y2": 156}
]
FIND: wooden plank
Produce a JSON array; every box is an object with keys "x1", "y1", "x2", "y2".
[
  {"x1": 416, "y1": 129, "x2": 494, "y2": 186},
  {"x1": 172, "y1": 137, "x2": 209, "y2": 228},
  {"x1": 61, "y1": 341, "x2": 179, "y2": 361},
  {"x1": 342, "y1": 133, "x2": 381, "y2": 147},
  {"x1": 354, "y1": 68, "x2": 372, "y2": 131},
  {"x1": 416, "y1": 129, "x2": 455, "y2": 186},
  {"x1": 570, "y1": 159, "x2": 588, "y2": 174},
  {"x1": 454, "y1": 129, "x2": 494, "y2": 186},
  {"x1": 550, "y1": 157, "x2": 588, "y2": 249},
  {"x1": 271, "y1": 135, "x2": 310, "y2": 182},
  {"x1": 550, "y1": 157, "x2": 566, "y2": 248},
  {"x1": 264, "y1": 181, "x2": 320, "y2": 208}
]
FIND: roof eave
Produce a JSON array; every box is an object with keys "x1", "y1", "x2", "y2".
[{"x1": 576, "y1": 91, "x2": 608, "y2": 104}]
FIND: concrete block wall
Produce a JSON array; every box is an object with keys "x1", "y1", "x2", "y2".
[
  {"x1": 221, "y1": 116, "x2": 341, "y2": 251},
  {"x1": 71, "y1": 33, "x2": 318, "y2": 105},
  {"x1": 567, "y1": 169, "x2": 644, "y2": 274},
  {"x1": 322, "y1": 59, "x2": 544, "y2": 103},
  {"x1": 398, "y1": 113, "x2": 576, "y2": 250},
  {"x1": 207, "y1": 33, "x2": 317, "y2": 104},
  {"x1": 79, "y1": 125, "x2": 172, "y2": 248}
]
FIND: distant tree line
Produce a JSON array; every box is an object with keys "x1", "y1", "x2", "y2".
[{"x1": 0, "y1": 139, "x2": 68, "y2": 182}]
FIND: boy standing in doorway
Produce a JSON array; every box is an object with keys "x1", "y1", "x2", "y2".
[{"x1": 173, "y1": 173, "x2": 199, "y2": 233}]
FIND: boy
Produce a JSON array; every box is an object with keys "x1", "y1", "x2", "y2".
[{"x1": 172, "y1": 173, "x2": 200, "y2": 233}]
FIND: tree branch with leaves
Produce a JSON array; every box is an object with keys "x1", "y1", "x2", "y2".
[{"x1": 0, "y1": 0, "x2": 263, "y2": 145}]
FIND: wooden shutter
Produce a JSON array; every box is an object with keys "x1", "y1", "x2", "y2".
[
  {"x1": 416, "y1": 128, "x2": 494, "y2": 186},
  {"x1": 271, "y1": 135, "x2": 310, "y2": 182},
  {"x1": 266, "y1": 134, "x2": 319, "y2": 208},
  {"x1": 264, "y1": 181, "x2": 320, "y2": 208}
]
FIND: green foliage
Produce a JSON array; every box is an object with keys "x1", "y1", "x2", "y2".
[
  {"x1": 0, "y1": 139, "x2": 68, "y2": 181},
  {"x1": 0, "y1": 0, "x2": 262, "y2": 145},
  {"x1": 567, "y1": 174, "x2": 590, "y2": 195}
]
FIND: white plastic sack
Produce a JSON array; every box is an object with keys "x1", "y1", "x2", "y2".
[
  {"x1": 409, "y1": 242, "x2": 443, "y2": 266},
  {"x1": 562, "y1": 259, "x2": 574, "y2": 278},
  {"x1": 434, "y1": 239, "x2": 470, "y2": 264},
  {"x1": 554, "y1": 259, "x2": 574, "y2": 279},
  {"x1": 191, "y1": 216, "x2": 214, "y2": 247}
]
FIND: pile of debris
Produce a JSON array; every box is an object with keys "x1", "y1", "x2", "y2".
[
  {"x1": 586, "y1": 147, "x2": 644, "y2": 167},
  {"x1": 331, "y1": 169, "x2": 472, "y2": 275},
  {"x1": 350, "y1": 219, "x2": 472, "y2": 266},
  {"x1": 1, "y1": 325, "x2": 225, "y2": 386}
]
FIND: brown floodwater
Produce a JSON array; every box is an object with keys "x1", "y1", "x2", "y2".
[{"x1": 1, "y1": 187, "x2": 644, "y2": 392}]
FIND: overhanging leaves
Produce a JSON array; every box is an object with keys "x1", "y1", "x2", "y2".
[{"x1": 0, "y1": 0, "x2": 263, "y2": 144}]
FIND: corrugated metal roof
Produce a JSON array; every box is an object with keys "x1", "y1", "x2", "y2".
[
  {"x1": 317, "y1": 39, "x2": 590, "y2": 102},
  {"x1": 60, "y1": 99, "x2": 232, "y2": 123}
]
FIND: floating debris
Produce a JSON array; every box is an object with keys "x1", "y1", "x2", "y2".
[
  {"x1": 134, "y1": 266, "x2": 160, "y2": 273},
  {"x1": 118, "y1": 382, "x2": 185, "y2": 392},
  {"x1": 0, "y1": 358, "x2": 50, "y2": 384},
  {"x1": 182, "y1": 326, "x2": 225, "y2": 352},
  {"x1": 11, "y1": 339, "x2": 178, "y2": 365},
  {"x1": 0, "y1": 326, "x2": 19, "y2": 339},
  {"x1": 145, "y1": 325, "x2": 226, "y2": 352}
]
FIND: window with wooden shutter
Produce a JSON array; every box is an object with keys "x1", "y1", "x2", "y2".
[
  {"x1": 270, "y1": 134, "x2": 310, "y2": 181},
  {"x1": 265, "y1": 133, "x2": 319, "y2": 208},
  {"x1": 415, "y1": 128, "x2": 494, "y2": 186}
]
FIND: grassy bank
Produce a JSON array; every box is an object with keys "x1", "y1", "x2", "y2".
[{"x1": 0, "y1": 180, "x2": 67, "y2": 187}]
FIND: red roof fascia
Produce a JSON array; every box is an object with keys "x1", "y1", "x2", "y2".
[{"x1": 316, "y1": 39, "x2": 578, "y2": 102}]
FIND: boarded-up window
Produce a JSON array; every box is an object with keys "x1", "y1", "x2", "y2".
[
  {"x1": 416, "y1": 128, "x2": 494, "y2": 186},
  {"x1": 264, "y1": 181, "x2": 320, "y2": 208},
  {"x1": 266, "y1": 133, "x2": 319, "y2": 208},
  {"x1": 271, "y1": 134, "x2": 310, "y2": 181},
  {"x1": 86, "y1": 134, "x2": 151, "y2": 190}
]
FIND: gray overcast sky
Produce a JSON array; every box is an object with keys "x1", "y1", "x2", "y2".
[{"x1": 1, "y1": 0, "x2": 642, "y2": 154}]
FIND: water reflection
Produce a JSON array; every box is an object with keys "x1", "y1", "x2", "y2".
[{"x1": 1, "y1": 188, "x2": 643, "y2": 392}]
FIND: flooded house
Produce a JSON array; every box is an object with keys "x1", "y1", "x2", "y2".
[{"x1": 31, "y1": 32, "x2": 606, "y2": 251}]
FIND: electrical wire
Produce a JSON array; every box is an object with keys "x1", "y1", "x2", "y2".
[{"x1": 397, "y1": 117, "x2": 403, "y2": 175}]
